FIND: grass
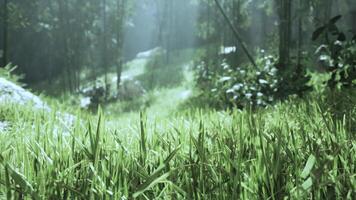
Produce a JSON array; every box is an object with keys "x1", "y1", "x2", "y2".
[{"x1": 0, "y1": 93, "x2": 355, "y2": 199}]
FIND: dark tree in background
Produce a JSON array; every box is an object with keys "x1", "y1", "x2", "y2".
[
  {"x1": 1, "y1": 0, "x2": 8, "y2": 67},
  {"x1": 275, "y1": 0, "x2": 291, "y2": 69},
  {"x1": 116, "y1": 0, "x2": 126, "y2": 90},
  {"x1": 0, "y1": 0, "x2": 135, "y2": 94},
  {"x1": 57, "y1": 0, "x2": 73, "y2": 92},
  {"x1": 101, "y1": 0, "x2": 109, "y2": 98}
]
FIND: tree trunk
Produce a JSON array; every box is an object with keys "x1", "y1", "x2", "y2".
[
  {"x1": 276, "y1": 0, "x2": 292, "y2": 69},
  {"x1": 165, "y1": 0, "x2": 171, "y2": 64},
  {"x1": 2, "y1": 0, "x2": 8, "y2": 67},
  {"x1": 116, "y1": 0, "x2": 126, "y2": 91},
  {"x1": 58, "y1": 0, "x2": 73, "y2": 92},
  {"x1": 348, "y1": 0, "x2": 356, "y2": 33},
  {"x1": 102, "y1": 0, "x2": 108, "y2": 100},
  {"x1": 352, "y1": 11, "x2": 356, "y2": 34},
  {"x1": 297, "y1": 0, "x2": 303, "y2": 68},
  {"x1": 324, "y1": 0, "x2": 333, "y2": 24}
]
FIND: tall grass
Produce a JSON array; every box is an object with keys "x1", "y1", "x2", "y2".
[{"x1": 0, "y1": 97, "x2": 355, "y2": 199}]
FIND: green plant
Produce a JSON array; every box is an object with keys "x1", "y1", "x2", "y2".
[
  {"x1": 0, "y1": 94, "x2": 355, "y2": 199},
  {"x1": 313, "y1": 15, "x2": 356, "y2": 89},
  {"x1": 0, "y1": 64, "x2": 25, "y2": 85},
  {"x1": 194, "y1": 50, "x2": 311, "y2": 109}
]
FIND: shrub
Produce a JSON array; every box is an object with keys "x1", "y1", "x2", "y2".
[
  {"x1": 194, "y1": 49, "x2": 311, "y2": 109},
  {"x1": 313, "y1": 15, "x2": 356, "y2": 89}
]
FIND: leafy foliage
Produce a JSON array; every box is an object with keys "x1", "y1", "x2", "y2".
[
  {"x1": 194, "y1": 49, "x2": 311, "y2": 109},
  {"x1": 313, "y1": 15, "x2": 356, "y2": 89},
  {"x1": 196, "y1": 53, "x2": 274, "y2": 108}
]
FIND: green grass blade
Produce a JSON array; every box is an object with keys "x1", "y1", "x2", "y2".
[{"x1": 301, "y1": 154, "x2": 316, "y2": 179}]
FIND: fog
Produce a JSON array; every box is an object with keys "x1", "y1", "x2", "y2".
[{"x1": 123, "y1": 0, "x2": 198, "y2": 60}]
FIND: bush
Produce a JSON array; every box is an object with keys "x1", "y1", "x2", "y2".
[
  {"x1": 194, "y1": 49, "x2": 311, "y2": 109},
  {"x1": 313, "y1": 15, "x2": 356, "y2": 89}
]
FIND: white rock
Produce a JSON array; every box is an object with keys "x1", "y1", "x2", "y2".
[
  {"x1": 80, "y1": 97, "x2": 91, "y2": 109},
  {"x1": 136, "y1": 47, "x2": 164, "y2": 59},
  {"x1": 0, "y1": 78, "x2": 50, "y2": 111},
  {"x1": 220, "y1": 46, "x2": 237, "y2": 55},
  {"x1": 0, "y1": 121, "x2": 9, "y2": 132},
  {"x1": 0, "y1": 78, "x2": 76, "y2": 136},
  {"x1": 118, "y1": 78, "x2": 146, "y2": 100}
]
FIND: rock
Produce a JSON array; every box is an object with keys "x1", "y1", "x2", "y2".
[
  {"x1": 136, "y1": 47, "x2": 164, "y2": 59},
  {"x1": 0, "y1": 78, "x2": 50, "y2": 110},
  {"x1": 0, "y1": 77, "x2": 76, "y2": 135},
  {"x1": 219, "y1": 46, "x2": 237, "y2": 55},
  {"x1": 0, "y1": 121, "x2": 9, "y2": 132},
  {"x1": 80, "y1": 82, "x2": 106, "y2": 110},
  {"x1": 80, "y1": 97, "x2": 91, "y2": 109},
  {"x1": 118, "y1": 78, "x2": 146, "y2": 100}
]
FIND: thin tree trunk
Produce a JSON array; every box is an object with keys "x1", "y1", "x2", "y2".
[
  {"x1": 347, "y1": 0, "x2": 356, "y2": 33},
  {"x1": 167, "y1": 0, "x2": 173, "y2": 63},
  {"x1": 64, "y1": 0, "x2": 73, "y2": 92},
  {"x1": 297, "y1": 0, "x2": 303, "y2": 69},
  {"x1": 58, "y1": 0, "x2": 73, "y2": 92},
  {"x1": 286, "y1": 0, "x2": 291, "y2": 66},
  {"x1": 116, "y1": 0, "x2": 126, "y2": 91},
  {"x1": 2, "y1": 0, "x2": 8, "y2": 67},
  {"x1": 276, "y1": 0, "x2": 291, "y2": 69},
  {"x1": 206, "y1": 1, "x2": 211, "y2": 75},
  {"x1": 165, "y1": 0, "x2": 171, "y2": 64},
  {"x1": 324, "y1": 0, "x2": 333, "y2": 24},
  {"x1": 102, "y1": 0, "x2": 108, "y2": 99}
]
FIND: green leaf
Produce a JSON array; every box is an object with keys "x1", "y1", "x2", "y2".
[
  {"x1": 133, "y1": 146, "x2": 180, "y2": 198},
  {"x1": 337, "y1": 33, "x2": 346, "y2": 41},
  {"x1": 329, "y1": 15, "x2": 342, "y2": 25},
  {"x1": 302, "y1": 177, "x2": 313, "y2": 190},
  {"x1": 301, "y1": 154, "x2": 316, "y2": 179},
  {"x1": 0, "y1": 154, "x2": 4, "y2": 163},
  {"x1": 312, "y1": 26, "x2": 326, "y2": 41},
  {"x1": 133, "y1": 172, "x2": 171, "y2": 198},
  {"x1": 7, "y1": 165, "x2": 40, "y2": 199},
  {"x1": 163, "y1": 146, "x2": 180, "y2": 165},
  {"x1": 169, "y1": 182, "x2": 187, "y2": 197},
  {"x1": 10, "y1": 169, "x2": 33, "y2": 191}
]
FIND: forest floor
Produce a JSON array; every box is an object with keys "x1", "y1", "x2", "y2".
[{"x1": 100, "y1": 49, "x2": 196, "y2": 129}]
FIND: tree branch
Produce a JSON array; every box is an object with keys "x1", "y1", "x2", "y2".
[{"x1": 213, "y1": 0, "x2": 257, "y2": 69}]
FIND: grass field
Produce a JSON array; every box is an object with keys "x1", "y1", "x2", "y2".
[{"x1": 0, "y1": 91, "x2": 355, "y2": 199}]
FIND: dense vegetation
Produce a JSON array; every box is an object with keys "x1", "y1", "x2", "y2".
[{"x1": 0, "y1": 0, "x2": 355, "y2": 199}]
